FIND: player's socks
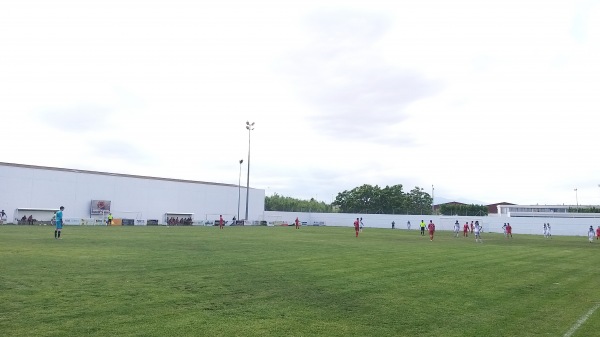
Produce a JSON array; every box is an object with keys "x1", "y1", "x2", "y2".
[
  {"x1": 58, "y1": 231, "x2": 61, "y2": 238},
  {"x1": 54, "y1": 230, "x2": 57, "y2": 239}
]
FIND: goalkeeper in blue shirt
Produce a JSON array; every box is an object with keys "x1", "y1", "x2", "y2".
[{"x1": 55, "y1": 206, "x2": 64, "y2": 239}]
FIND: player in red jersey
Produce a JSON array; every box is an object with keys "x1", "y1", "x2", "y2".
[
  {"x1": 463, "y1": 222, "x2": 469, "y2": 237},
  {"x1": 295, "y1": 217, "x2": 300, "y2": 229},
  {"x1": 506, "y1": 223, "x2": 512, "y2": 238},
  {"x1": 354, "y1": 218, "x2": 360, "y2": 237},
  {"x1": 596, "y1": 226, "x2": 600, "y2": 240},
  {"x1": 219, "y1": 215, "x2": 224, "y2": 229},
  {"x1": 428, "y1": 220, "x2": 435, "y2": 241}
]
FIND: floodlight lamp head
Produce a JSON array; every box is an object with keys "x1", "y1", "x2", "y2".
[{"x1": 239, "y1": 159, "x2": 243, "y2": 164}]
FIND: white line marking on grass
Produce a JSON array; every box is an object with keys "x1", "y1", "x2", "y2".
[{"x1": 563, "y1": 303, "x2": 600, "y2": 337}]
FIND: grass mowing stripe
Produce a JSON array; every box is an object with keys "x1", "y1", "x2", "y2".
[{"x1": 1, "y1": 225, "x2": 599, "y2": 337}]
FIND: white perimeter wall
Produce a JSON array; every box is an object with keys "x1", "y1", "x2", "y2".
[
  {"x1": 0, "y1": 164, "x2": 265, "y2": 223},
  {"x1": 264, "y1": 211, "x2": 600, "y2": 237}
]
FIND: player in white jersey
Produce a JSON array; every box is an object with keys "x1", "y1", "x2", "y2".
[
  {"x1": 588, "y1": 226, "x2": 595, "y2": 243},
  {"x1": 546, "y1": 223, "x2": 551, "y2": 238},
  {"x1": 407, "y1": 220, "x2": 411, "y2": 230},
  {"x1": 543, "y1": 223, "x2": 548, "y2": 238},
  {"x1": 453, "y1": 220, "x2": 460, "y2": 238},
  {"x1": 474, "y1": 222, "x2": 482, "y2": 243},
  {"x1": 502, "y1": 223, "x2": 507, "y2": 237}
]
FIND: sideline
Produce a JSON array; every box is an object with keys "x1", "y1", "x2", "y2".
[{"x1": 563, "y1": 303, "x2": 600, "y2": 337}]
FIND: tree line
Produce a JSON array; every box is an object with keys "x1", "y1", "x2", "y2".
[
  {"x1": 568, "y1": 206, "x2": 600, "y2": 213},
  {"x1": 265, "y1": 184, "x2": 491, "y2": 215},
  {"x1": 266, "y1": 184, "x2": 441, "y2": 215},
  {"x1": 439, "y1": 203, "x2": 488, "y2": 216},
  {"x1": 265, "y1": 193, "x2": 334, "y2": 213}
]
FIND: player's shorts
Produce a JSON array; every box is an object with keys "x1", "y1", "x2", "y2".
[{"x1": 56, "y1": 221, "x2": 63, "y2": 229}]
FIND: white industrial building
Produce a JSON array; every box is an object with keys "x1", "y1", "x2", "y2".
[
  {"x1": 0, "y1": 162, "x2": 265, "y2": 225},
  {"x1": 496, "y1": 204, "x2": 600, "y2": 218}
]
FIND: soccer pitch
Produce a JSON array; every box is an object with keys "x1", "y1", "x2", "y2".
[{"x1": 1, "y1": 226, "x2": 599, "y2": 337}]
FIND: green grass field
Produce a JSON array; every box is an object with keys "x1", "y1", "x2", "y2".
[{"x1": 1, "y1": 225, "x2": 599, "y2": 337}]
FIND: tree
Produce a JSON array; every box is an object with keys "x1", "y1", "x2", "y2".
[
  {"x1": 332, "y1": 184, "x2": 432, "y2": 214},
  {"x1": 405, "y1": 187, "x2": 433, "y2": 215},
  {"x1": 439, "y1": 203, "x2": 488, "y2": 216},
  {"x1": 332, "y1": 184, "x2": 381, "y2": 213},
  {"x1": 568, "y1": 206, "x2": 600, "y2": 213},
  {"x1": 265, "y1": 193, "x2": 333, "y2": 213}
]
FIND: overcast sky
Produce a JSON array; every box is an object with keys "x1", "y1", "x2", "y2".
[{"x1": 2, "y1": 0, "x2": 600, "y2": 206}]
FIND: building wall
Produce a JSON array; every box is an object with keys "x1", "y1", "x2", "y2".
[
  {"x1": 264, "y1": 211, "x2": 599, "y2": 237},
  {"x1": 0, "y1": 163, "x2": 265, "y2": 223},
  {"x1": 487, "y1": 202, "x2": 515, "y2": 214}
]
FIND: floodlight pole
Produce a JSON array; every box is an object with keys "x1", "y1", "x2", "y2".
[
  {"x1": 431, "y1": 185, "x2": 434, "y2": 214},
  {"x1": 237, "y1": 159, "x2": 243, "y2": 222},
  {"x1": 245, "y1": 121, "x2": 255, "y2": 221},
  {"x1": 574, "y1": 188, "x2": 579, "y2": 212}
]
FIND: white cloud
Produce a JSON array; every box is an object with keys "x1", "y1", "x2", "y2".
[{"x1": 1, "y1": 0, "x2": 599, "y2": 206}]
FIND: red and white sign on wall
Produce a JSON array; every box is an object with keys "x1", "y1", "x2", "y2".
[{"x1": 90, "y1": 200, "x2": 111, "y2": 215}]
